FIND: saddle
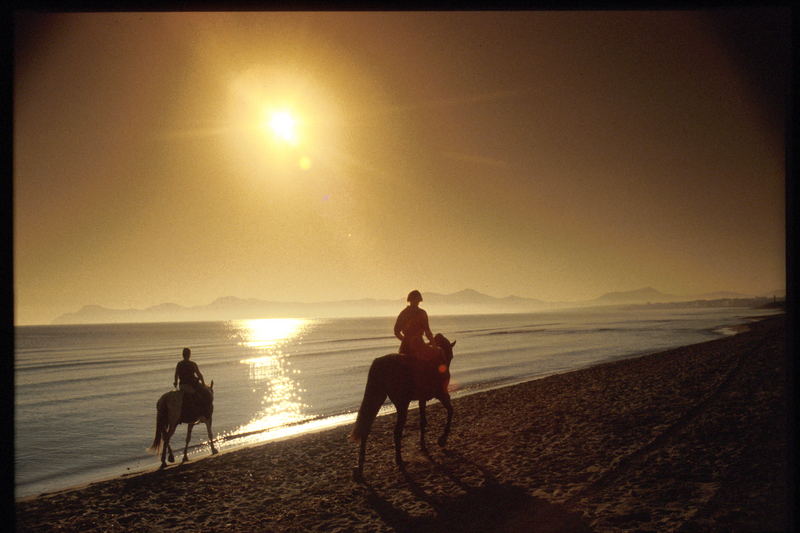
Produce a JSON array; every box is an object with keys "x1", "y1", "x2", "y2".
[
  {"x1": 179, "y1": 389, "x2": 211, "y2": 421},
  {"x1": 401, "y1": 345, "x2": 447, "y2": 399}
]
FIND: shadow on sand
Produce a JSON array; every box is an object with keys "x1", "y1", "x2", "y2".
[{"x1": 362, "y1": 450, "x2": 591, "y2": 533}]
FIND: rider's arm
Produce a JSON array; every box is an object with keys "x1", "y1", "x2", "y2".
[
  {"x1": 394, "y1": 313, "x2": 404, "y2": 341},
  {"x1": 173, "y1": 363, "x2": 179, "y2": 388},
  {"x1": 193, "y1": 362, "x2": 206, "y2": 385},
  {"x1": 422, "y1": 310, "x2": 434, "y2": 343}
]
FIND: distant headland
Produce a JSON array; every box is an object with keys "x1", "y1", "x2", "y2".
[{"x1": 47, "y1": 287, "x2": 784, "y2": 325}]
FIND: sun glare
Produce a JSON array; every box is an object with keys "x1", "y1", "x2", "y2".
[
  {"x1": 221, "y1": 317, "x2": 315, "y2": 452},
  {"x1": 266, "y1": 110, "x2": 299, "y2": 146},
  {"x1": 238, "y1": 318, "x2": 308, "y2": 350}
]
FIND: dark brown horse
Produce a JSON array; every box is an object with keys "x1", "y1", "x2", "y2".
[
  {"x1": 350, "y1": 333, "x2": 456, "y2": 480},
  {"x1": 148, "y1": 382, "x2": 217, "y2": 468}
]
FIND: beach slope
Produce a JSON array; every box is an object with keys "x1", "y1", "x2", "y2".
[{"x1": 15, "y1": 315, "x2": 790, "y2": 532}]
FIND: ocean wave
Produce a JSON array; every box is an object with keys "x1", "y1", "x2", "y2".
[
  {"x1": 298, "y1": 335, "x2": 395, "y2": 345},
  {"x1": 454, "y1": 323, "x2": 561, "y2": 335},
  {"x1": 15, "y1": 307, "x2": 772, "y2": 499},
  {"x1": 17, "y1": 451, "x2": 160, "y2": 490},
  {"x1": 482, "y1": 328, "x2": 548, "y2": 336},
  {"x1": 476, "y1": 326, "x2": 631, "y2": 337},
  {"x1": 287, "y1": 344, "x2": 397, "y2": 360}
]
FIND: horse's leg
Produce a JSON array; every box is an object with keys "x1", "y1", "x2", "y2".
[
  {"x1": 394, "y1": 401, "x2": 409, "y2": 470},
  {"x1": 182, "y1": 422, "x2": 195, "y2": 463},
  {"x1": 354, "y1": 434, "x2": 368, "y2": 482},
  {"x1": 205, "y1": 419, "x2": 218, "y2": 455},
  {"x1": 437, "y1": 394, "x2": 454, "y2": 447},
  {"x1": 159, "y1": 427, "x2": 168, "y2": 468},
  {"x1": 418, "y1": 400, "x2": 428, "y2": 453},
  {"x1": 163, "y1": 425, "x2": 175, "y2": 463},
  {"x1": 161, "y1": 424, "x2": 178, "y2": 469}
]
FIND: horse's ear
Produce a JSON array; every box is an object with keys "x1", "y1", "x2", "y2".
[
  {"x1": 210, "y1": 380, "x2": 214, "y2": 389},
  {"x1": 450, "y1": 340, "x2": 456, "y2": 347}
]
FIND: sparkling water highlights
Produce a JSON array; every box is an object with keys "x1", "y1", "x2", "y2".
[
  {"x1": 222, "y1": 318, "x2": 313, "y2": 449},
  {"x1": 15, "y1": 307, "x2": 780, "y2": 498},
  {"x1": 238, "y1": 318, "x2": 308, "y2": 350}
]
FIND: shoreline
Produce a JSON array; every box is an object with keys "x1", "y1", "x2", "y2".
[
  {"x1": 16, "y1": 312, "x2": 773, "y2": 501},
  {"x1": 15, "y1": 315, "x2": 790, "y2": 531}
]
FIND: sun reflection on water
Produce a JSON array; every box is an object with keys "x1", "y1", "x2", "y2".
[
  {"x1": 223, "y1": 318, "x2": 313, "y2": 446},
  {"x1": 239, "y1": 318, "x2": 308, "y2": 350}
]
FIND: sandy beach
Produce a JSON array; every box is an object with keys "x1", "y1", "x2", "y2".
[{"x1": 15, "y1": 315, "x2": 790, "y2": 532}]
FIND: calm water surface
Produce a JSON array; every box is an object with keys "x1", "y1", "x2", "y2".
[{"x1": 15, "y1": 306, "x2": 775, "y2": 498}]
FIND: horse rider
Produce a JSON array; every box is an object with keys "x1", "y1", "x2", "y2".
[
  {"x1": 174, "y1": 347, "x2": 211, "y2": 417},
  {"x1": 394, "y1": 290, "x2": 444, "y2": 393},
  {"x1": 394, "y1": 290, "x2": 435, "y2": 358}
]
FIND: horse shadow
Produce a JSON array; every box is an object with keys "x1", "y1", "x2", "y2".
[{"x1": 362, "y1": 449, "x2": 592, "y2": 533}]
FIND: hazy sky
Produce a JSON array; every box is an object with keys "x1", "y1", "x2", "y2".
[{"x1": 14, "y1": 10, "x2": 788, "y2": 325}]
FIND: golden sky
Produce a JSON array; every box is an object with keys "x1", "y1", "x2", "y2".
[{"x1": 14, "y1": 10, "x2": 788, "y2": 325}]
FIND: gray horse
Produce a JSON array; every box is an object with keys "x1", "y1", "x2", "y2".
[
  {"x1": 148, "y1": 382, "x2": 218, "y2": 468},
  {"x1": 350, "y1": 333, "x2": 456, "y2": 480}
]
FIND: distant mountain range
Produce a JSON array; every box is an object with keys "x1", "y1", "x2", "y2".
[
  {"x1": 49, "y1": 287, "x2": 784, "y2": 325},
  {"x1": 587, "y1": 287, "x2": 764, "y2": 304}
]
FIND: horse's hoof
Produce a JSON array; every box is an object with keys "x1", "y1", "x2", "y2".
[
  {"x1": 168, "y1": 454, "x2": 175, "y2": 463},
  {"x1": 352, "y1": 467, "x2": 364, "y2": 483},
  {"x1": 437, "y1": 436, "x2": 447, "y2": 447},
  {"x1": 211, "y1": 448, "x2": 219, "y2": 455},
  {"x1": 396, "y1": 460, "x2": 406, "y2": 472},
  {"x1": 159, "y1": 463, "x2": 167, "y2": 470},
  {"x1": 182, "y1": 456, "x2": 189, "y2": 464}
]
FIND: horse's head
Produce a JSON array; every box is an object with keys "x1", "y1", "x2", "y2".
[
  {"x1": 204, "y1": 381, "x2": 215, "y2": 417},
  {"x1": 433, "y1": 333, "x2": 456, "y2": 368}
]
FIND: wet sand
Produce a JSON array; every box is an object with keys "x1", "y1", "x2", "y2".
[{"x1": 15, "y1": 315, "x2": 790, "y2": 532}]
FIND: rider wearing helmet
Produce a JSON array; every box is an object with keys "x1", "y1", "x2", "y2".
[{"x1": 394, "y1": 290, "x2": 436, "y2": 360}]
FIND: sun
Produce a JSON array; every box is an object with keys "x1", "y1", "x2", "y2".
[{"x1": 265, "y1": 110, "x2": 299, "y2": 146}]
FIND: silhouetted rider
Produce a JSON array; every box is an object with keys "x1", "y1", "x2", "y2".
[
  {"x1": 174, "y1": 347, "x2": 211, "y2": 417},
  {"x1": 395, "y1": 290, "x2": 445, "y2": 396},
  {"x1": 395, "y1": 290, "x2": 435, "y2": 358}
]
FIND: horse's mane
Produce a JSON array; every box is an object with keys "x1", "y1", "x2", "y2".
[{"x1": 433, "y1": 333, "x2": 453, "y2": 354}]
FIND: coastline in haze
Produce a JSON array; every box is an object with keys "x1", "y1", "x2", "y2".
[
  {"x1": 13, "y1": 10, "x2": 789, "y2": 531},
  {"x1": 15, "y1": 304, "x2": 781, "y2": 498},
  {"x1": 46, "y1": 287, "x2": 784, "y2": 325}
]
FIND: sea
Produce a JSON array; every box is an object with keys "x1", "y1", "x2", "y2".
[{"x1": 14, "y1": 305, "x2": 778, "y2": 499}]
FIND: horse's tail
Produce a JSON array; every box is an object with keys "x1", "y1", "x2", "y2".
[
  {"x1": 147, "y1": 396, "x2": 166, "y2": 454},
  {"x1": 349, "y1": 357, "x2": 389, "y2": 444}
]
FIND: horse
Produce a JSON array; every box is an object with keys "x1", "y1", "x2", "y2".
[
  {"x1": 148, "y1": 381, "x2": 218, "y2": 469},
  {"x1": 350, "y1": 333, "x2": 456, "y2": 480}
]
